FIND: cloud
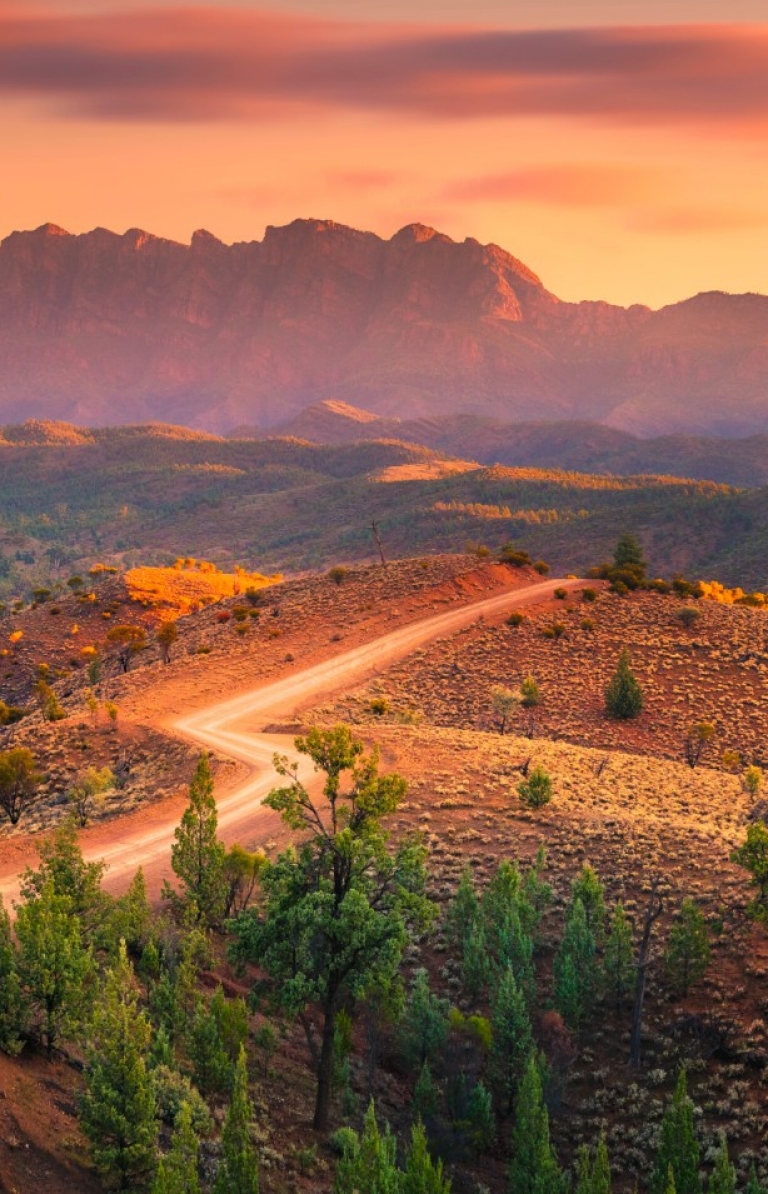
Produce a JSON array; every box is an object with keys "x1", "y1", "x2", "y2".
[
  {"x1": 1, "y1": 7, "x2": 768, "y2": 128},
  {"x1": 627, "y1": 207, "x2": 768, "y2": 233},
  {"x1": 444, "y1": 164, "x2": 664, "y2": 207}
]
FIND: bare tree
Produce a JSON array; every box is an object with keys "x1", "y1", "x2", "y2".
[
  {"x1": 629, "y1": 876, "x2": 664, "y2": 1067},
  {"x1": 371, "y1": 519, "x2": 387, "y2": 566}
]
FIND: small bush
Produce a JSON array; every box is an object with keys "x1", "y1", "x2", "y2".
[
  {"x1": 369, "y1": 697, "x2": 389, "y2": 716},
  {"x1": 533, "y1": 560, "x2": 550, "y2": 575},
  {"x1": 676, "y1": 607, "x2": 701, "y2": 629},
  {"x1": 518, "y1": 766, "x2": 553, "y2": 809},
  {"x1": 196, "y1": 645, "x2": 211, "y2": 654},
  {"x1": 216, "y1": 610, "x2": 231, "y2": 623},
  {"x1": 580, "y1": 618, "x2": 596, "y2": 632},
  {"x1": 328, "y1": 566, "x2": 348, "y2": 585},
  {"x1": 506, "y1": 611, "x2": 526, "y2": 628},
  {"x1": 581, "y1": 588, "x2": 598, "y2": 602},
  {"x1": 541, "y1": 621, "x2": 567, "y2": 640},
  {"x1": 499, "y1": 544, "x2": 532, "y2": 567},
  {"x1": 553, "y1": 588, "x2": 567, "y2": 600}
]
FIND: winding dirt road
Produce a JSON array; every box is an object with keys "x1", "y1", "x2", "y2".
[{"x1": 0, "y1": 576, "x2": 584, "y2": 906}]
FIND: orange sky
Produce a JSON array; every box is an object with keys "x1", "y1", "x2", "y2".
[{"x1": 2, "y1": 1, "x2": 768, "y2": 307}]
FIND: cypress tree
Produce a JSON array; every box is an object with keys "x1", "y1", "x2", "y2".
[
  {"x1": 80, "y1": 940, "x2": 158, "y2": 1191},
  {"x1": 400, "y1": 968, "x2": 450, "y2": 1071},
  {"x1": 165, "y1": 753, "x2": 227, "y2": 927},
  {"x1": 603, "y1": 904, "x2": 634, "y2": 1010},
  {"x1": 554, "y1": 898, "x2": 596, "y2": 1032},
  {"x1": 604, "y1": 650, "x2": 643, "y2": 720},
  {"x1": 508, "y1": 1057, "x2": 567, "y2": 1194},
  {"x1": 708, "y1": 1134, "x2": 735, "y2": 1194},
  {"x1": 462, "y1": 918, "x2": 492, "y2": 999},
  {"x1": 151, "y1": 1102, "x2": 200, "y2": 1194},
  {"x1": 445, "y1": 866, "x2": 480, "y2": 946},
  {"x1": 213, "y1": 1045, "x2": 259, "y2": 1194},
  {"x1": 334, "y1": 1101, "x2": 399, "y2": 1194},
  {"x1": 490, "y1": 965, "x2": 534, "y2": 1113},
  {"x1": 401, "y1": 1119, "x2": 451, "y2": 1194},
  {"x1": 746, "y1": 1165, "x2": 766, "y2": 1194},
  {"x1": 575, "y1": 1131, "x2": 611, "y2": 1194},
  {"x1": 650, "y1": 1070, "x2": 701, "y2": 1194},
  {"x1": 570, "y1": 865, "x2": 606, "y2": 942},
  {"x1": 188, "y1": 999, "x2": 234, "y2": 1097}
]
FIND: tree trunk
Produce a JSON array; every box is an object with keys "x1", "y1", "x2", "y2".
[
  {"x1": 313, "y1": 1003, "x2": 337, "y2": 1131},
  {"x1": 629, "y1": 876, "x2": 663, "y2": 1067}
]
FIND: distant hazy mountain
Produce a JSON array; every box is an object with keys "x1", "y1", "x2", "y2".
[{"x1": 1, "y1": 219, "x2": 768, "y2": 436}]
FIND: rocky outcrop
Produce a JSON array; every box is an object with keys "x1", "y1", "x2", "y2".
[{"x1": 0, "y1": 217, "x2": 766, "y2": 434}]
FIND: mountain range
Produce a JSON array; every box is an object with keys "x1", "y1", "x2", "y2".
[{"x1": 1, "y1": 218, "x2": 767, "y2": 436}]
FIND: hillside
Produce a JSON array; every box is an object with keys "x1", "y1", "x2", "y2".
[
  {"x1": 1, "y1": 422, "x2": 766, "y2": 594},
  {"x1": 2, "y1": 220, "x2": 768, "y2": 435}
]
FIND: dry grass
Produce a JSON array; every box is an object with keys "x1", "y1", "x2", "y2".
[{"x1": 125, "y1": 562, "x2": 281, "y2": 616}]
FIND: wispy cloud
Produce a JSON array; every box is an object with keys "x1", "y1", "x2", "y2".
[
  {"x1": 627, "y1": 207, "x2": 768, "y2": 233},
  {"x1": 444, "y1": 164, "x2": 664, "y2": 207},
  {"x1": 1, "y1": 7, "x2": 767, "y2": 128}
]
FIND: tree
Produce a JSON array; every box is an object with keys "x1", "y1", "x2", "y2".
[
  {"x1": 490, "y1": 966, "x2": 534, "y2": 1113},
  {"x1": 614, "y1": 533, "x2": 646, "y2": 573},
  {"x1": 34, "y1": 679, "x2": 66, "y2": 721},
  {"x1": 603, "y1": 904, "x2": 634, "y2": 1010},
  {"x1": 0, "y1": 747, "x2": 41, "y2": 825},
  {"x1": 80, "y1": 941, "x2": 158, "y2": 1192},
  {"x1": 520, "y1": 675, "x2": 542, "y2": 709},
  {"x1": 570, "y1": 865, "x2": 606, "y2": 941},
  {"x1": 400, "y1": 968, "x2": 450, "y2": 1071},
  {"x1": 20, "y1": 816, "x2": 108, "y2": 942},
  {"x1": 67, "y1": 765, "x2": 114, "y2": 827},
  {"x1": 188, "y1": 999, "x2": 234, "y2": 1098},
  {"x1": 110, "y1": 867, "x2": 152, "y2": 958},
  {"x1": 445, "y1": 865, "x2": 480, "y2": 947},
  {"x1": 684, "y1": 722, "x2": 716, "y2": 769},
  {"x1": 575, "y1": 1131, "x2": 611, "y2": 1194},
  {"x1": 15, "y1": 882, "x2": 93, "y2": 1055},
  {"x1": 709, "y1": 1134, "x2": 735, "y2": 1194},
  {"x1": 518, "y1": 765, "x2": 553, "y2": 809},
  {"x1": 401, "y1": 1119, "x2": 452, "y2": 1194},
  {"x1": 665, "y1": 898, "x2": 710, "y2": 996},
  {"x1": 731, "y1": 821, "x2": 768, "y2": 919},
  {"x1": 508, "y1": 1057, "x2": 567, "y2": 1194},
  {"x1": 491, "y1": 685, "x2": 518, "y2": 734},
  {"x1": 553, "y1": 898, "x2": 596, "y2": 1032},
  {"x1": 222, "y1": 844, "x2": 264, "y2": 919},
  {"x1": 107, "y1": 624, "x2": 147, "y2": 673},
  {"x1": 164, "y1": 753, "x2": 226, "y2": 926},
  {"x1": 605, "y1": 649, "x2": 643, "y2": 720},
  {"x1": 213, "y1": 1046, "x2": 259, "y2": 1194},
  {"x1": 151, "y1": 1102, "x2": 200, "y2": 1194},
  {"x1": 230, "y1": 725, "x2": 434, "y2": 1131},
  {"x1": 629, "y1": 876, "x2": 664, "y2": 1067},
  {"x1": 744, "y1": 766, "x2": 762, "y2": 800},
  {"x1": 157, "y1": 621, "x2": 178, "y2": 665},
  {"x1": 650, "y1": 1070, "x2": 701, "y2": 1194},
  {"x1": 0, "y1": 896, "x2": 25, "y2": 1054},
  {"x1": 462, "y1": 918, "x2": 492, "y2": 999},
  {"x1": 335, "y1": 1101, "x2": 399, "y2": 1194}
]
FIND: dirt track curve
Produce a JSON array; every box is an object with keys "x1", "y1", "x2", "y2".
[{"x1": 0, "y1": 576, "x2": 584, "y2": 906}]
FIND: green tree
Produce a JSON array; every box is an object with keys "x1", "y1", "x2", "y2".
[
  {"x1": 402, "y1": 1118, "x2": 452, "y2": 1193},
  {"x1": 518, "y1": 765, "x2": 553, "y2": 809},
  {"x1": 151, "y1": 1102, "x2": 200, "y2": 1194},
  {"x1": 110, "y1": 868, "x2": 152, "y2": 958},
  {"x1": 665, "y1": 898, "x2": 710, "y2": 996},
  {"x1": 0, "y1": 747, "x2": 41, "y2": 825},
  {"x1": 467, "y1": 1080, "x2": 495, "y2": 1153},
  {"x1": 20, "y1": 817, "x2": 108, "y2": 943},
  {"x1": 15, "y1": 882, "x2": 93, "y2": 1055},
  {"x1": 445, "y1": 865, "x2": 480, "y2": 947},
  {"x1": 413, "y1": 1062, "x2": 439, "y2": 1119},
  {"x1": 575, "y1": 1131, "x2": 611, "y2": 1194},
  {"x1": 213, "y1": 1046, "x2": 259, "y2": 1194},
  {"x1": 746, "y1": 1165, "x2": 766, "y2": 1194},
  {"x1": 164, "y1": 754, "x2": 226, "y2": 926},
  {"x1": 33, "y1": 679, "x2": 66, "y2": 722},
  {"x1": 709, "y1": 1134, "x2": 735, "y2": 1194},
  {"x1": 554, "y1": 898, "x2": 596, "y2": 1032},
  {"x1": 684, "y1": 723, "x2": 716, "y2": 769},
  {"x1": 491, "y1": 684, "x2": 518, "y2": 734},
  {"x1": 81, "y1": 941, "x2": 158, "y2": 1192},
  {"x1": 490, "y1": 966, "x2": 533, "y2": 1113},
  {"x1": 222, "y1": 844, "x2": 264, "y2": 919},
  {"x1": 107, "y1": 624, "x2": 147, "y2": 673},
  {"x1": 614, "y1": 533, "x2": 646, "y2": 574},
  {"x1": 570, "y1": 865, "x2": 606, "y2": 942},
  {"x1": 604, "y1": 649, "x2": 643, "y2": 720},
  {"x1": 188, "y1": 999, "x2": 234, "y2": 1098},
  {"x1": 157, "y1": 621, "x2": 178, "y2": 665},
  {"x1": 0, "y1": 896, "x2": 25, "y2": 1053},
  {"x1": 67, "y1": 765, "x2": 114, "y2": 827},
  {"x1": 520, "y1": 675, "x2": 542, "y2": 709},
  {"x1": 650, "y1": 1070, "x2": 701, "y2": 1194},
  {"x1": 462, "y1": 918, "x2": 492, "y2": 999},
  {"x1": 334, "y1": 1101, "x2": 399, "y2": 1194},
  {"x1": 731, "y1": 821, "x2": 768, "y2": 919},
  {"x1": 602, "y1": 903, "x2": 634, "y2": 1010},
  {"x1": 230, "y1": 726, "x2": 434, "y2": 1131},
  {"x1": 400, "y1": 968, "x2": 450, "y2": 1071},
  {"x1": 508, "y1": 1057, "x2": 567, "y2": 1194}
]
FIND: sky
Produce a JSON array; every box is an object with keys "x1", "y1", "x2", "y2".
[{"x1": 2, "y1": 0, "x2": 768, "y2": 307}]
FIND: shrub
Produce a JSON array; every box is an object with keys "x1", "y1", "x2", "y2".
[
  {"x1": 499, "y1": 544, "x2": 532, "y2": 567},
  {"x1": 581, "y1": 588, "x2": 598, "y2": 602},
  {"x1": 533, "y1": 560, "x2": 550, "y2": 575},
  {"x1": 553, "y1": 588, "x2": 567, "y2": 600},
  {"x1": 580, "y1": 618, "x2": 596, "y2": 632},
  {"x1": 506, "y1": 611, "x2": 526, "y2": 628},
  {"x1": 605, "y1": 649, "x2": 643, "y2": 719},
  {"x1": 232, "y1": 606, "x2": 249, "y2": 622},
  {"x1": 216, "y1": 610, "x2": 231, "y2": 623},
  {"x1": 518, "y1": 766, "x2": 553, "y2": 809},
  {"x1": 328, "y1": 566, "x2": 348, "y2": 584},
  {"x1": 676, "y1": 607, "x2": 701, "y2": 629},
  {"x1": 541, "y1": 621, "x2": 567, "y2": 640},
  {"x1": 369, "y1": 698, "x2": 389, "y2": 717},
  {"x1": 520, "y1": 675, "x2": 541, "y2": 709}
]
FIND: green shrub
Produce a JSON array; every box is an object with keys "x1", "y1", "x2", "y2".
[
  {"x1": 506, "y1": 611, "x2": 526, "y2": 628},
  {"x1": 518, "y1": 766, "x2": 553, "y2": 809},
  {"x1": 328, "y1": 566, "x2": 348, "y2": 584},
  {"x1": 553, "y1": 587, "x2": 567, "y2": 600},
  {"x1": 533, "y1": 560, "x2": 550, "y2": 575},
  {"x1": 605, "y1": 649, "x2": 643, "y2": 720},
  {"x1": 581, "y1": 588, "x2": 598, "y2": 602}
]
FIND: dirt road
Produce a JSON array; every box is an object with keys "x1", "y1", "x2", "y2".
[{"x1": 0, "y1": 576, "x2": 584, "y2": 905}]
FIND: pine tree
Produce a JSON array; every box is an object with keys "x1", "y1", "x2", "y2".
[
  {"x1": 554, "y1": 898, "x2": 596, "y2": 1032},
  {"x1": 111, "y1": 867, "x2": 152, "y2": 958},
  {"x1": 401, "y1": 1119, "x2": 452, "y2": 1194},
  {"x1": 413, "y1": 1062, "x2": 439, "y2": 1119},
  {"x1": 490, "y1": 965, "x2": 534, "y2": 1113},
  {"x1": 165, "y1": 754, "x2": 227, "y2": 926},
  {"x1": 603, "y1": 904, "x2": 634, "y2": 1010},
  {"x1": 334, "y1": 1101, "x2": 400, "y2": 1194},
  {"x1": 570, "y1": 865, "x2": 606, "y2": 942},
  {"x1": 462, "y1": 918, "x2": 492, "y2": 999},
  {"x1": 15, "y1": 881, "x2": 93, "y2": 1055},
  {"x1": 400, "y1": 968, "x2": 450, "y2": 1071},
  {"x1": 213, "y1": 1046, "x2": 259, "y2": 1194},
  {"x1": 665, "y1": 898, "x2": 711, "y2": 996},
  {"x1": 709, "y1": 1134, "x2": 735, "y2": 1194},
  {"x1": 508, "y1": 1057, "x2": 567, "y2": 1194},
  {"x1": 650, "y1": 1070, "x2": 701, "y2": 1194},
  {"x1": 80, "y1": 941, "x2": 158, "y2": 1191},
  {"x1": 746, "y1": 1164, "x2": 766, "y2": 1194},
  {"x1": 604, "y1": 649, "x2": 644, "y2": 720},
  {"x1": 575, "y1": 1131, "x2": 611, "y2": 1194},
  {"x1": 0, "y1": 896, "x2": 24, "y2": 1054},
  {"x1": 151, "y1": 1102, "x2": 200, "y2": 1194},
  {"x1": 445, "y1": 865, "x2": 480, "y2": 947},
  {"x1": 188, "y1": 999, "x2": 234, "y2": 1097},
  {"x1": 495, "y1": 906, "x2": 536, "y2": 1004},
  {"x1": 467, "y1": 1080, "x2": 495, "y2": 1153}
]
